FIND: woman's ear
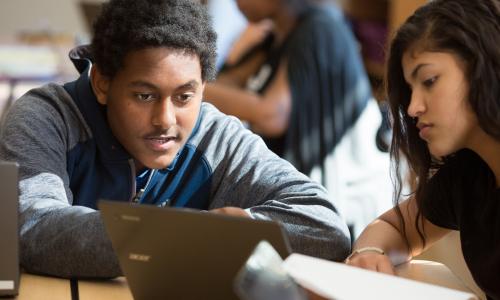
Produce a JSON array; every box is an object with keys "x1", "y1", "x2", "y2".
[{"x1": 90, "y1": 65, "x2": 110, "y2": 105}]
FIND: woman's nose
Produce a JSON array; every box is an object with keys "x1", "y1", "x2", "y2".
[{"x1": 407, "y1": 89, "x2": 426, "y2": 118}]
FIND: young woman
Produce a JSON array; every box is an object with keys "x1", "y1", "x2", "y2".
[{"x1": 346, "y1": 0, "x2": 500, "y2": 298}]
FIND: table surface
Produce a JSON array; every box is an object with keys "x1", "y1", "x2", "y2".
[
  {"x1": 9, "y1": 259, "x2": 478, "y2": 300},
  {"x1": 13, "y1": 273, "x2": 71, "y2": 300},
  {"x1": 395, "y1": 260, "x2": 475, "y2": 294}
]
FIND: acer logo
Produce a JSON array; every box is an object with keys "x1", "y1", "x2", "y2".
[
  {"x1": 121, "y1": 215, "x2": 141, "y2": 222},
  {"x1": 129, "y1": 253, "x2": 151, "y2": 262}
]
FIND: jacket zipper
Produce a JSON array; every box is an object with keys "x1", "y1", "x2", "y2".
[
  {"x1": 132, "y1": 168, "x2": 156, "y2": 204},
  {"x1": 128, "y1": 159, "x2": 136, "y2": 202}
]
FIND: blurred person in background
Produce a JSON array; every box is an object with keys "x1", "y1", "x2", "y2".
[
  {"x1": 204, "y1": 0, "x2": 392, "y2": 238},
  {"x1": 205, "y1": 0, "x2": 247, "y2": 70}
]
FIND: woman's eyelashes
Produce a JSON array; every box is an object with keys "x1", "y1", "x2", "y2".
[{"x1": 422, "y1": 76, "x2": 438, "y2": 88}]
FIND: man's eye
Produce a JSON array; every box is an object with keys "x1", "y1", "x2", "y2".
[
  {"x1": 135, "y1": 93, "x2": 156, "y2": 102},
  {"x1": 134, "y1": 93, "x2": 156, "y2": 102},
  {"x1": 176, "y1": 93, "x2": 194, "y2": 103},
  {"x1": 135, "y1": 93, "x2": 155, "y2": 102}
]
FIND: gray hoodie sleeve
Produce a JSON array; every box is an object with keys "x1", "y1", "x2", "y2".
[
  {"x1": 0, "y1": 85, "x2": 121, "y2": 278},
  {"x1": 200, "y1": 105, "x2": 351, "y2": 261}
]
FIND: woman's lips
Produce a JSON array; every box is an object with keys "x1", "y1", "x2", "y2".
[{"x1": 417, "y1": 122, "x2": 433, "y2": 139}]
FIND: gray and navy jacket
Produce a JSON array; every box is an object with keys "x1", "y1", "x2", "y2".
[{"x1": 0, "y1": 47, "x2": 350, "y2": 278}]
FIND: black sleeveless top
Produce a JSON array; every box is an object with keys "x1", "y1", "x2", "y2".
[{"x1": 421, "y1": 149, "x2": 500, "y2": 299}]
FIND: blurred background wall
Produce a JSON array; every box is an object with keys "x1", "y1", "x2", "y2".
[{"x1": 0, "y1": 0, "x2": 105, "y2": 40}]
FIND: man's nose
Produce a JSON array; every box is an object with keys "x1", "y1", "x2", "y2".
[{"x1": 152, "y1": 99, "x2": 176, "y2": 128}]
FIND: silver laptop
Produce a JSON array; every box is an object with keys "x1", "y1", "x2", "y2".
[
  {"x1": 99, "y1": 200, "x2": 292, "y2": 300},
  {"x1": 0, "y1": 161, "x2": 19, "y2": 296}
]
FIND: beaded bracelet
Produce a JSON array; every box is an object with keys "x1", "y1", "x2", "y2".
[{"x1": 345, "y1": 246, "x2": 385, "y2": 263}]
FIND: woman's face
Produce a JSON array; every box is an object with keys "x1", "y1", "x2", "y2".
[
  {"x1": 235, "y1": 0, "x2": 279, "y2": 22},
  {"x1": 402, "y1": 49, "x2": 480, "y2": 157}
]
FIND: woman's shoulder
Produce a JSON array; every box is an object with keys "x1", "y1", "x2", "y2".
[{"x1": 431, "y1": 149, "x2": 494, "y2": 189}]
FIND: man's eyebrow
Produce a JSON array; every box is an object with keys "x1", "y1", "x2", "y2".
[
  {"x1": 127, "y1": 80, "x2": 199, "y2": 90},
  {"x1": 128, "y1": 81, "x2": 158, "y2": 90},
  {"x1": 176, "y1": 80, "x2": 199, "y2": 90}
]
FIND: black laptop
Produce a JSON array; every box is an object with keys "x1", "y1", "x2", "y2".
[
  {"x1": 0, "y1": 161, "x2": 19, "y2": 297},
  {"x1": 99, "y1": 200, "x2": 292, "y2": 300}
]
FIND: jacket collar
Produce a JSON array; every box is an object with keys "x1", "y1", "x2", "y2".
[{"x1": 67, "y1": 45, "x2": 131, "y2": 162}]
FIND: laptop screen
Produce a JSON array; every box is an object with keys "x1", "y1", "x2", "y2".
[
  {"x1": 0, "y1": 161, "x2": 19, "y2": 296},
  {"x1": 99, "y1": 200, "x2": 291, "y2": 300}
]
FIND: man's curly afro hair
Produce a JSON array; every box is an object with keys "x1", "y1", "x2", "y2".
[{"x1": 91, "y1": 0, "x2": 217, "y2": 81}]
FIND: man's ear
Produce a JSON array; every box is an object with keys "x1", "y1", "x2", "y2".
[
  {"x1": 201, "y1": 81, "x2": 206, "y2": 94},
  {"x1": 90, "y1": 65, "x2": 110, "y2": 105}
]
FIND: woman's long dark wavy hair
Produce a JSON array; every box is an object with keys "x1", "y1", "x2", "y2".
[{"x1": 386, "y1": 0, "x2": 500, "y2": 247}]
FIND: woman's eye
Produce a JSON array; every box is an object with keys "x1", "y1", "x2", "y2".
[
  {"x1": 135, "y1": 93, "x2": 156, "y2": 102},
  {"x1": 423, "y1": 76, "x2": 438, "y2": 88}
]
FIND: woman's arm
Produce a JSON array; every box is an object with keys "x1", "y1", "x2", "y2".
[
  {"x1": 224, "y1": 20, "x2": 274, "y2": 67},
  {"x1": 215, "y1": 49, "x2": 267, "y2": 87},
  {"x1": 347, "y1": 197, "x2": 451, "y2": 274},
  {"x1": 204, "y1": 60, "x2": 292, "y2": 137}
]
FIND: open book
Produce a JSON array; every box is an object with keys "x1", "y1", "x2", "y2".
[{"x1": 234, "y1": 241, "x2": 477, "y2": 300}]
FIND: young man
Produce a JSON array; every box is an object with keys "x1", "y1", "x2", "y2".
[{"x1": 0, "y1": 0, "x2": 350, "y2": 278}]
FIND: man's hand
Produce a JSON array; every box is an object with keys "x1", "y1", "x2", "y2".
[{"x1": 209, "y1": 206, "x2": 251, "y2": 218}]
